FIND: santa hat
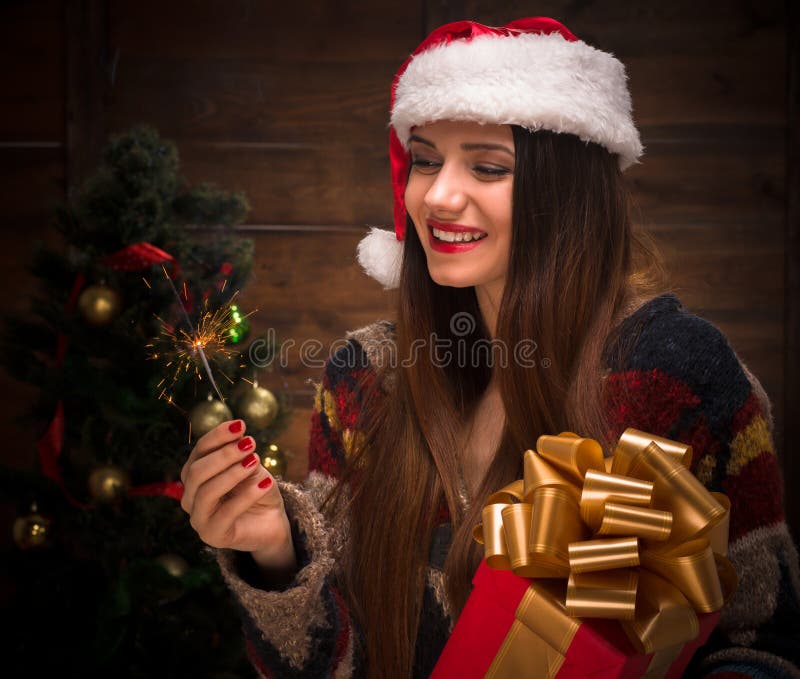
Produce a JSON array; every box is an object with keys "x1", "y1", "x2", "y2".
[{"x1": 356, "y1": 17, "x2": 644, "y2": 290}]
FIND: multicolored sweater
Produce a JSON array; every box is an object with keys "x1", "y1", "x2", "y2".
[{"x1": 214, "y1": 292, "x2": 800, "y2": 678}]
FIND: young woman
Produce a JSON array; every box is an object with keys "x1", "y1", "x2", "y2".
[{"x1": 181, "y1": 18, "x2": 800, "y2": 679}]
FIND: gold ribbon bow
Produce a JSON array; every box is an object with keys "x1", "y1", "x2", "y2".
[{"x1": 473, "y1": 428, "x2": 737, "y2": 674}]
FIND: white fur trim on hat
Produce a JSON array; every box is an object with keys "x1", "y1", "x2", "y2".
[
  {"x1": 356, "y1": 227, "x2": 403, "y2": 289},
  {"x1": 391, "y1": 31, "x2": 643, "y2": 170}
]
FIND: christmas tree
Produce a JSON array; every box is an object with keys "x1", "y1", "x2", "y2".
[{"x1": 0, "y1": 125, "x2": 291, "y2": 677}]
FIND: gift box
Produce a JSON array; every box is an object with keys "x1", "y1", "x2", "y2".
[
  {"x1": 431, "y1": 560, "x2": 720, "y2": 679},
  {"x1": 431, "y1": 428, "x2": 736, "y2": 679}
]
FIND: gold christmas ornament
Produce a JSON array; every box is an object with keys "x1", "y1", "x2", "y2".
[
  {"x1": 260, "y1": 442, "x2": 287, "y2": 478},
  {"x1": 87, "y1": 464, "x2": 131, "y2": 503},
  {"x1": 189, "y1": 394, "x2": 233, "y2": 438},
  {"x1": 12, "y1": 503, "x2": 51, "y2": 550},
  {"x1": 155, "y1": 553, "x2": 189, "y2": 578},
  {"x1": 77, "y1": 283, "x2": 122, "y2": 326},
  {"x1": 235, "y1": 382, "x2": 278, "y2": 430}
]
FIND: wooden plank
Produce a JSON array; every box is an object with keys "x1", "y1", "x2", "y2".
[
  {"x1": 627, "y1": 146, "x2": 784, "y2": 222},
  {"x1": 646, "y1": 217, "x2": 784, "y2": 253},
  {"x1": 105, "y1": 58, "x2": 397, "y2": 144},
  {"x1": 0, "y1": 148, "x2": 64, "y2": 221},
  {"x1": 177, "y1": 142, "x2": 394, "y2": 225},
  {"x1": 648, "y1": 220, "x2": 784, "y2": 311},
  {"x1": 0, "y1": 0, "x2": 65, "y2": 140},
  {"x1": 628, "y1": 56, "x2": 784, "y2": 126},
  {"x1": 784, "y1": 0, "x2": 799, "y2": 534},
  {"x1": 109, "y1": 0, "x2": 421, "y2": 61},
  {"x1": 273, "y1": 406, "x2": 313, "y2": 483},
  {"x1": 639, "y1": 124, "x2": 785, "y2": 153},
  {"x1": 424, "y1": 0, "x2": 784, "y2": 58},
  {"x1": 65, "y1": 0, "x2": 107, "y2": 194}
]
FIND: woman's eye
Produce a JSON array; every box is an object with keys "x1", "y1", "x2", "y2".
[
  {"x1": 474, "y1": 165, "x2": 511, "y2": 177},
  {"x1": 410, "y1": 158, "x2": 441, "y2": 173}
]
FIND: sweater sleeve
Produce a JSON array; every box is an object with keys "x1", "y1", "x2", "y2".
[
  {"x1": 213, "y1": 339, "x2": 373, "y2": 678},
  {"x1": 604, "y1": 299, "x2": 800, "y2": 678}
]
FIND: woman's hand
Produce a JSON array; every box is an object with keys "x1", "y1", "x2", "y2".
[{"x1": 181, "y1": 419, "x2": 296, "y2": 574}]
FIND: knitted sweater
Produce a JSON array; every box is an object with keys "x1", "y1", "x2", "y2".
[{"x1": 214, "y1": 292, "x2": 800, "y2": 678}]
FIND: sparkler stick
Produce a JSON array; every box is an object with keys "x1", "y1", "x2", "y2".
[{"x1": 160, "y1": 265, "x2": 226, "y2": 403}]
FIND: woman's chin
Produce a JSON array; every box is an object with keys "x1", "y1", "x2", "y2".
[{"x1": 428, "y1": 268, "x2": 481, "y2": 289}]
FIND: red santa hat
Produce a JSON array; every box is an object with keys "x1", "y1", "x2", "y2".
[{"x1": 356, "y1": 17, "x2": 644, "y2": 289}]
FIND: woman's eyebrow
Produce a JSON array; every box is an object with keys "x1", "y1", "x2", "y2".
[
  {"x1": 409, "y1": 134, "x2": 436, "y2": 148},
  {"x1": 408, "y1": 135, "x2": 514, "y2": 158},
  {"x1": 461, "y1": 143, "x2": 514, "y2": 157}
]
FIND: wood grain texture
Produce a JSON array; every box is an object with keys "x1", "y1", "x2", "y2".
[
  {"x1": 177, "y1": 142, "x2": 394, "y2": 225},
  {"x1": 65, "y1": 0, "x2": 107, "y2": 192},
  {"x1": 273, "y1": 406, "x2": 315, "y2": 483},
  {"x1": 784, "y1": 0, "x2": 799, "y2": 533},
  {"x1": 108, "y1": 0, "x2": 421, "y2": 61},
  {"x1": 424, "y1": 1, "x2": 784, "y2": 58},
  {"x1": 0, "y1": 0, "x2": 65, "y2": 140}
]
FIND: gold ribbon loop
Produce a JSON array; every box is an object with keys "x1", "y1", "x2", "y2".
[
  {"x1": 641, "y1": 539, "x2": 724, "y2": 613},
  {"x1": 580, "y1": 470, "x2": 654, "y2": 530},
  {"x1": 566, "y1": 569, "x2": 638, "y2": 619},
  {"x1": 568, "y1": 537, "x2": 640, "y2": 574},
  {"x1": 523, "y1": 449, "x2": 578, "y2": 503},
  {"x1": 623, "y1": 570, "x2": 700, "y2": 654},
  {"x1": 636, "y1": 442, "x2": 726, "y2": 543},
  {"x1": 597, "y1": 503, "x2": 673, "y2": 541},
  {"x1": 487, "y1": 479, "x2": 525, "y2": 505},
  {"x1": 536, "y1": 433, "x2": 605, "y2": 484},
  {"x1": 611, "y1": 429, "x2": 693, "y2": 476},
  {"x1": 474, "y1": 503, "x2": 513, "y2": 570},
  {"x1": 502, "y1": 503, "x2": 548, "y2": 577},
  {"x1": 529, "y1": 487, "x2": 586, "y2": 576}
]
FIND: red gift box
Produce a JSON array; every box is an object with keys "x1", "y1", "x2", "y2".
[
  {"x1": 430, "y1": 429, "x2": 735, "y2": 679},
  {"x1": 431, "y1": 560, "x2": 720, "y2": 679},
  {"x1": 431, "y1": 430, "x2": 735, "y2": 678}
]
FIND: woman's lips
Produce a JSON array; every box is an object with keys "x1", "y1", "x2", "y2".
[
  {"x1": 427, "y1": 224, "x2": 488, "y2": 253},
  {"x1": 428, "y1": 220, "x2": 486, "y2": 234}
]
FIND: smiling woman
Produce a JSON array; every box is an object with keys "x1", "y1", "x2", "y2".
[
  {"x1": 180, "y1": 16, "x2": 800, "y2": 679},
  {"x1": 405, "y1": 121, "x2": 514, "y2": 320}
]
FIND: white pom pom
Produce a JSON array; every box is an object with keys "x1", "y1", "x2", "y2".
[{"x1": 356, "y1": 227, "x2": 403, "y2": 290}]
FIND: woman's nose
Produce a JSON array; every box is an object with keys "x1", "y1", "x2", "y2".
[{"x1": 423, "y1": 166, "x2": 468, "y2": 215}]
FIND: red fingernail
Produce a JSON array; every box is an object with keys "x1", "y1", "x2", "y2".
[
  {"x1": 258, "y1": 477, "x2": 273, "y2": 490},
  {"x1": 241, "y1": 453, "x2": 258, "y2": 468},
  {"x1": 228, "y1": 420, "x2": 243, "y2": 434},
  {"x1": 237, "y1": 437, "x2": 254, "y2": 451}
]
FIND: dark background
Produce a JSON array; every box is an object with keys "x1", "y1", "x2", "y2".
[{"x1": 1, "y1": 0, "x2": 797, "y2": 562}]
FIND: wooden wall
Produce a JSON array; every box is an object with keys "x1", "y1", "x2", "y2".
[{"x1": 1, "y1": 0, "x2": 797, "y2": 540}]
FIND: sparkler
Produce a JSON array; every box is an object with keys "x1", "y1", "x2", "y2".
[{"x1": 146, "y1": 265, "x2": 255, "y2": 405}]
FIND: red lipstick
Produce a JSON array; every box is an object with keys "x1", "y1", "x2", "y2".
[{"x1": 427, "y1": 220, "x2": 488, "y2": 253}]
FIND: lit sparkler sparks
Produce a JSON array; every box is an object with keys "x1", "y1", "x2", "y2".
[{"x1": 145, "y1": 266, "x2": 255, "y2": 405}]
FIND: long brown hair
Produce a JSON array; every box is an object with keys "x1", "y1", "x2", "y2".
[{"x1": 324, "y1": 127, "x2": 668, "y2": 677}]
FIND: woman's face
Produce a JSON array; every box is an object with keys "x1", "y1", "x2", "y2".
[{"x1": 405, "y1": 120, "x2": 514, "y2": 292}]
